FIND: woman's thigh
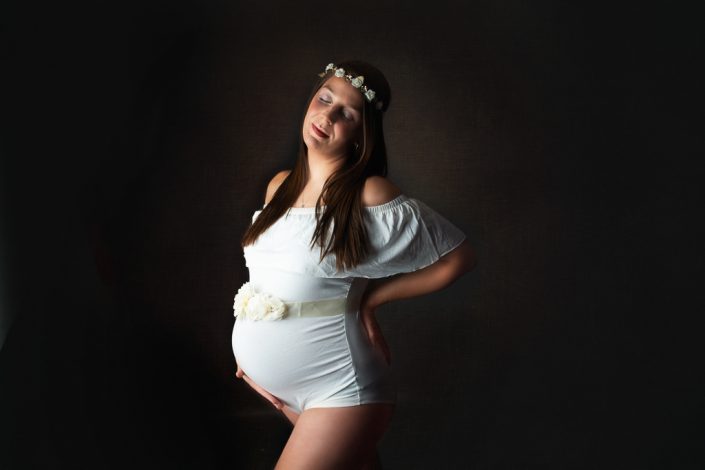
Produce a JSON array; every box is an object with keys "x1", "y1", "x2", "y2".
[{"x1": 274, "y1": 403, "x2": 395, "y2": 470}]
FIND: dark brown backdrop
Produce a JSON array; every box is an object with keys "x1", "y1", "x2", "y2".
[{"x1": 1, "y1": 0, "x2": 703, "y2": 469}]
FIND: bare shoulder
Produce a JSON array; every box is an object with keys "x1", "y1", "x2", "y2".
[
  {"x1": 362, "y1": 175, "x2": 403, "y2": 207},
  {"x1": 265, "y1": 169, "x2": 292, "y2": 205}
]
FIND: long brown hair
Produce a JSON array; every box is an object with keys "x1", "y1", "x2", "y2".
[{"x1": 241, "y1": 59, "x2": 392, "y2": 272}]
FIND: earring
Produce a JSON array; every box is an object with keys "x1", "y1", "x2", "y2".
[{"x1": 354, "y1": 142, "x2": 359, "y2": 150}]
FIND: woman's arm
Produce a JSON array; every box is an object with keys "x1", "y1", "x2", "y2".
[
  {"x1": 359, "y1": 239, "x2": 477, "y2": 364},
  {"x1": 360, "y1": 176, "x2": 477, "y2": 305},
  {"x1": 366, "y1": 238, "x2": 477, "y2": 308}
]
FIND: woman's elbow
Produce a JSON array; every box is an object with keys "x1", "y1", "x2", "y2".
[{"x1": 441, "y1": 239, "x2": 478, "y2": 275}]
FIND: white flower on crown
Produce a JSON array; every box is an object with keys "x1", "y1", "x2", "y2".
[
  {"x1": 334, "y1": 67, "x2": 345, "y2": 77},
  {"x1": 351, "y1": 75, "x2": 364, "y2": 88},
  {"x1": 233, "y1": 282, "x2": 287, "y2": 321},
  {"x1": 364, "y1": 89, "x2": 376, "y2": 101}
]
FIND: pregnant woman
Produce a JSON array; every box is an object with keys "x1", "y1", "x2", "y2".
[{"x1": 232, "y1": 60, "x2": 477, "y2": 469}]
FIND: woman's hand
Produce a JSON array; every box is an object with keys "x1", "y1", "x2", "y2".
[
  {"x1": 359, "y1": 286, "x2": 392, "y2": 366},
  {"x1": 235, "y1": 364, "x2": 284, "y2": 410}
]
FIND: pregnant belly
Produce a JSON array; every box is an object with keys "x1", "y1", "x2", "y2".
[{"x1": 232, "y1": 314, "x2": 354, "y2": 399}]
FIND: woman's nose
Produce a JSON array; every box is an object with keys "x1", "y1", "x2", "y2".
[{"x1": 320, "y1": 109, "x2": 334, "y2": 125}]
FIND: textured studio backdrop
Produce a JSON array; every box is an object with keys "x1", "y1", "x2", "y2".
[{"x1": 1, "y1": 1, "x2": 703, "y2": 469}]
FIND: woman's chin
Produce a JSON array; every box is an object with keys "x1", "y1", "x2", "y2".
[
  {"x1": 303, "y1": 135, "x2": 348, "y2": 158},
  {"x1": 304, "y1": 134, "x2": 327, "y2": 150}
]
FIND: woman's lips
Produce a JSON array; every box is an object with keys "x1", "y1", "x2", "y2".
[{"x1": 312, "y1": 123, "x2": 328, "y2": 138}]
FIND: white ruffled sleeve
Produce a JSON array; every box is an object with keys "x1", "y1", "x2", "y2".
[{"x1": 320, "y1": 195, "x2": 467, "y2": 278}]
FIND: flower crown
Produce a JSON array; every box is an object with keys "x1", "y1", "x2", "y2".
[{"x1": 318, "y1": 63, "x2": 384, "y2": 111}]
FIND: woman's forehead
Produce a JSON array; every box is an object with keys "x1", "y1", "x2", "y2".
[{"x1": 320, "y1": 77, "x2": 364, "y2": 109}]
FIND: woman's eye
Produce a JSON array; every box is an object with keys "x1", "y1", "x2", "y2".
[{"x1": 317, "y1": 95, "x2": 353, "y2": 120}]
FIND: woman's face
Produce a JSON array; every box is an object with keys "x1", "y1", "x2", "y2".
[{"x1": 302, "y1": 76, "x2": 364, "y2": 158}]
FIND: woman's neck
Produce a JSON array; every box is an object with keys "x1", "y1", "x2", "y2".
[{"x1": 305, "y1": 150, "x2": 346, "y2": 185}]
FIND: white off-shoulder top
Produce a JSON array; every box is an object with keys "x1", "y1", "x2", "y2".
[
  {"x1": 243, "y1": 194, "x2": 466, "y2": 282},
  {"x1": 234, "y1": 194, "x2": 466, "y2": 413}
]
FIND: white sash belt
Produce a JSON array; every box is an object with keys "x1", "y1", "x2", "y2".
[
  {"x1": 233, "y1": 281, "x2": 347, "y2": 321},
  {"x1": 284, "y1": 297, "x2": 348, "y2": 318}
]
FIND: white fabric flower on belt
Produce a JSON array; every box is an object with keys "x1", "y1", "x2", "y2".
[{"x1": 233, "y1": 282, "x2": 287, "y2": 321}]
